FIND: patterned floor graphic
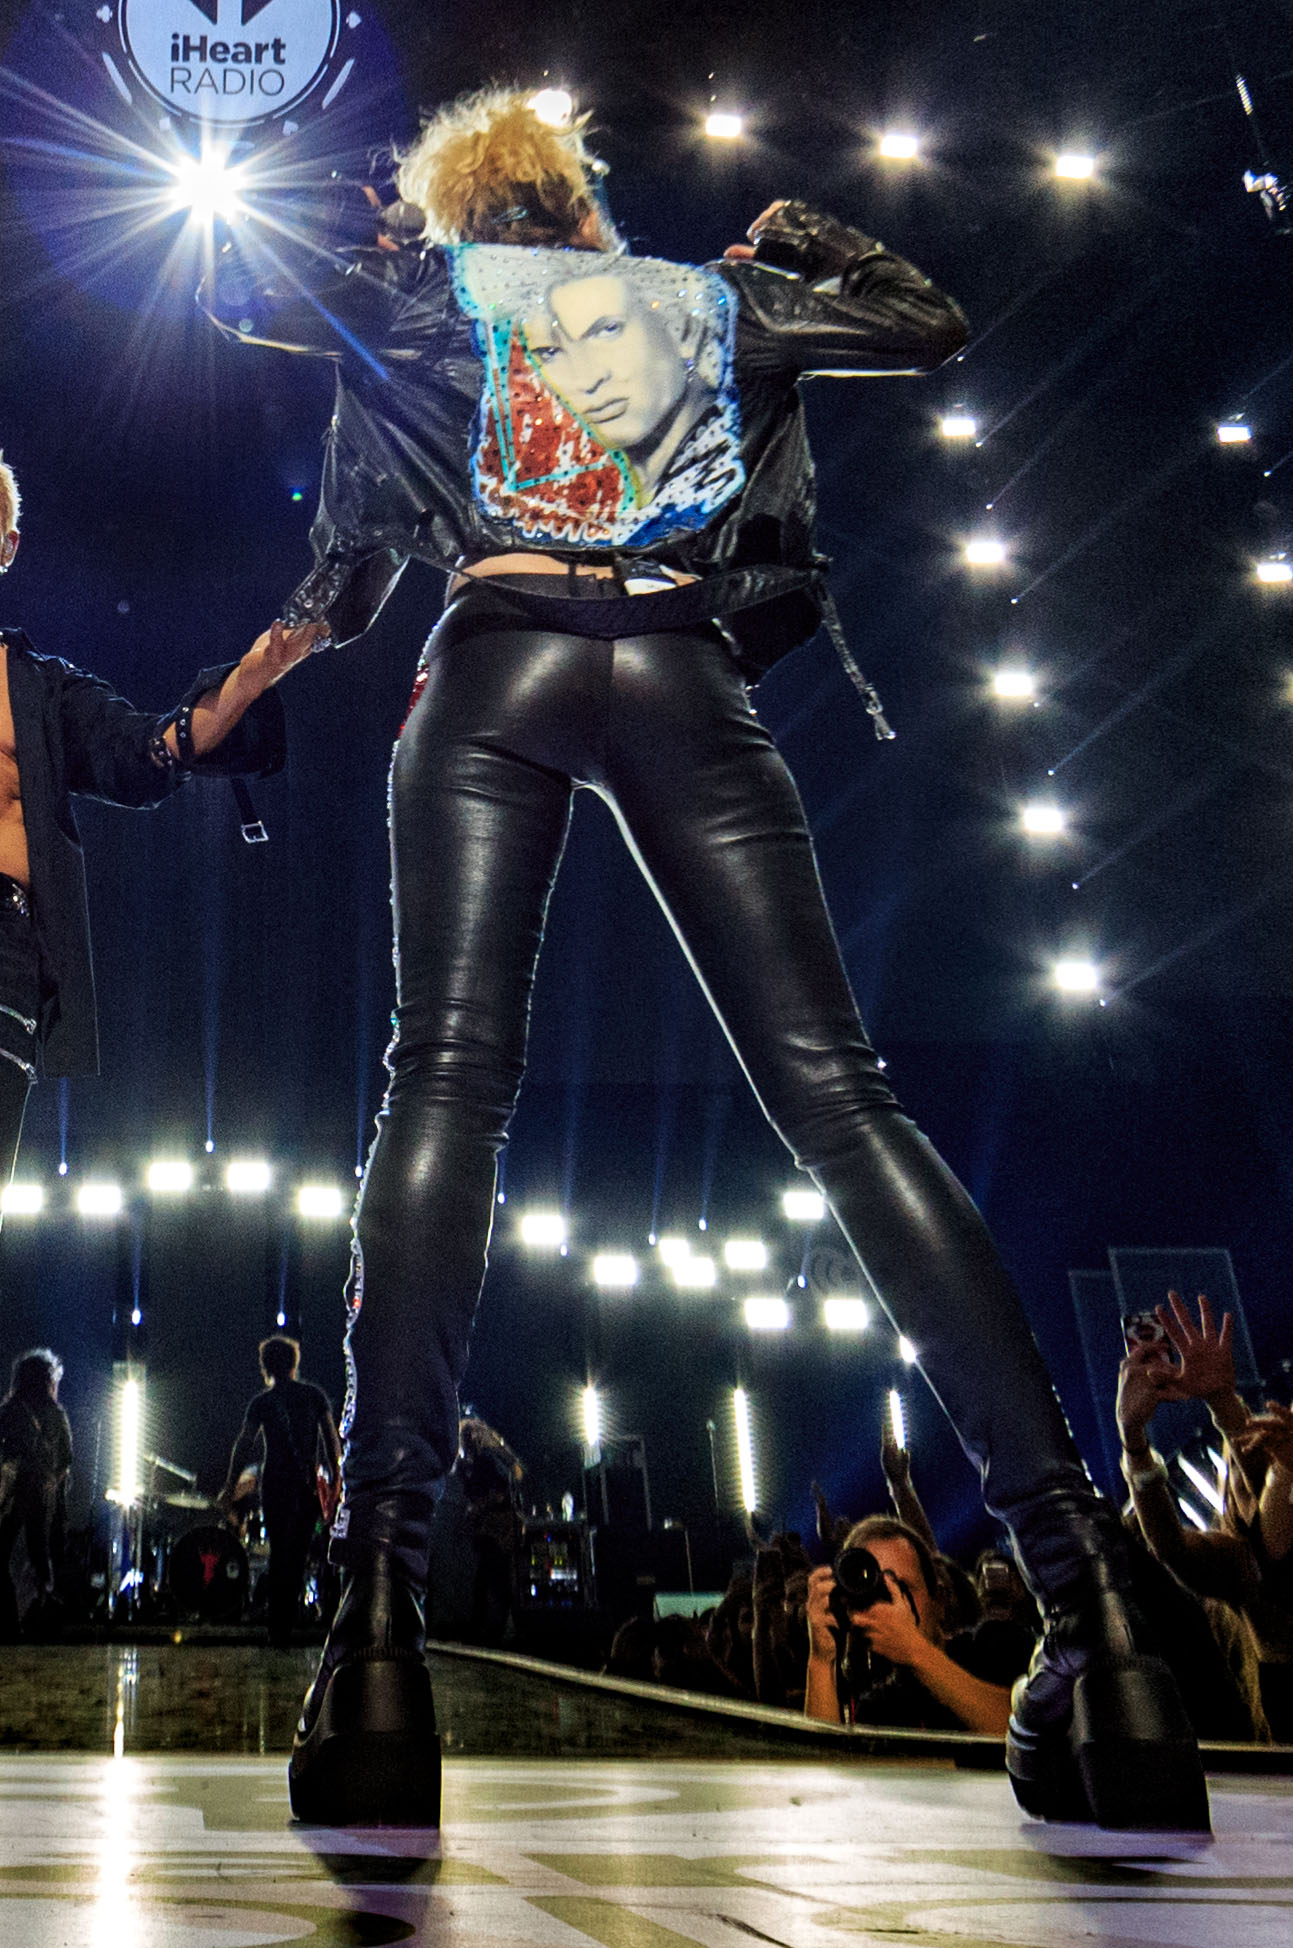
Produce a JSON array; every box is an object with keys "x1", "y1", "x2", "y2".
[{"x1": 0, "y1": 1755, "x2": 1288, "y2": 1947}]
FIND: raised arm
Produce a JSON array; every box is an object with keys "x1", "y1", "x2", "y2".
[
  {"x1": 58, "y1": 620, "x2": 323, "y2": 807},
  {"x1": 200, "y1": 217, "x2": 419, "y2": 360},
  {"x1": 880, "y1": 1426, "x2": 939, "y2": 1558},
  {"x1": 722, "y1": 198, "x2": 967, "y2": 380}
]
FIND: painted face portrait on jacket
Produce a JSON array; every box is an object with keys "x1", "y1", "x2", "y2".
[{"x1": 454, "y1": 245, "x2": 745, "y2": 547}]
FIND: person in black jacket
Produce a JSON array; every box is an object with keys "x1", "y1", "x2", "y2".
[
  {"x1": 0, "y1": 1346, "x2": 72, "y2": 1639},
  {"x1": 204, "y1": 88, "x2": 1206, "y2": 1833},
  {"x1": 0, "y1": 449, "x2": 325, "y2": 1197},
  {"x1": 219, "y1": 1335, "x2": 342, "y2": 1649}
]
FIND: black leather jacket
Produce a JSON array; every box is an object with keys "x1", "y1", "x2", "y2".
[
  {"x1": 0, "y1": 630, "x2": 285, "y2": 1076},
  {"x1": 203, "y1": 201, "x2": 966, "y2": 685}
]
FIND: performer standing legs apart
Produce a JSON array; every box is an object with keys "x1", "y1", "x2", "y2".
[
  {"x1": 293, "y1": 601, "x2": 1207, "y2": 1832},
  {"x1": 195, "y1": 86, "x2": 1206, "y2": 1831}
]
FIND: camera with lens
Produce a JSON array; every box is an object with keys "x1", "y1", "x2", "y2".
[{"x1": 827, "y1": 1544, "x2": 891, "y2": 1633}]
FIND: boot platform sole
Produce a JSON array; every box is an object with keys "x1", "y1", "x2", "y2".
[
  {"x1": 289, "y1": 1655, "x2": 441, "y2": 1827},
  {"x1": 1008, "y1": 1653, "x2": 1210, "y2": 1832}
]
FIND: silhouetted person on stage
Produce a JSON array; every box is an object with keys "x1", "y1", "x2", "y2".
[
  {"x1": 219, "y1": 1335, "x2": 342, "y2": 1649},
  {"x1": 0, "y1": 1347, "x2": 71, "y2": 1638},
  {"x1": 0, "y1": 450, "x2": 325, "y2": 1207},
  {"x1": 205, "y1": 88, "x2": 1207, "y2": 1831}
]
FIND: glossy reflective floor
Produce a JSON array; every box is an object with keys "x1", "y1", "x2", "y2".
[{"x1": 0, "y1": 1645, "x2": 1289, "y2": 1946}]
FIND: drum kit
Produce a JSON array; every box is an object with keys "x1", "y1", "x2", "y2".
[{"x1": 105, "y1": 1454, "x2": 268, "y2": 1624}]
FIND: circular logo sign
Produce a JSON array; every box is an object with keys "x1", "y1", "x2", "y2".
[{"x1": 114, "y1": 0, "x2": 341, "y2": 127}]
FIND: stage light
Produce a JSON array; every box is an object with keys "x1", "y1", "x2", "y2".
[
  {"x1": 297, "y1": 1184, "x2": 344, "y2": 1220},
  {"x1": 130, "y1": 1308, "x2": 142, "y2": 1328},
  {"x1": 276, "y1": 1311, "x2": 286, "y2": 1328},
  {"x1": 58, "y1": 1161, "x2": 68, "y2": 1176},
  {"x1": 1, "y1": 1182, "x2": 43, "y2": 1215},
  {"x1": 964, "y1": 536, "x2": 1007, "y2": 567},
  {"x1": 823, "y1": 1297, "x2": 869, "y2": 1331},
  {"x1": 1054, "y1": 152, "x2": 1096, "y2": 180},
  {"x1": 592, "y1": 1252, "x2": 638, "y2": 1289},
  {"x1": 878, "y1": 131, "x2": 919, "y2": 160},
  {"x1": 656, "y1": 1235, "x2": 691, "y2": 1265},
  {"x1": 992, "y1": 667, "x2": 1036, "y2": 701},
  {"x1": 529, "y1": 88, "x2": 574, "y2": 127},
  {"x1": 146, "y1": 1160, "x2": 193, "y2": 1195},
  {"x1": 723, "y1": 1238, "x2": 768, "y2": 1271},
  {"x1": 673, "y1": 1255, "x2": 717, "y2": 1289},
  {"x1": 1021, "y1": 801, "x2": 1066, "y2": 837},
  {"x1": 581, "y1": 1384, "x2": 601, "y2": 1447},
  {"x1": 168, "y1": 148, "x2": 244, "y2": 223},
  {"x1": 111, "y1": 1377, "x2": 142, "y2": 1508},
  {"x1": 705, "y1": 111, "x2": 744, "y2": 140},
  {"x1": 205, "y1": 1139, "x2": 215, "y2": 1154},
  {"x1": 888, "y1": 1388, "x2": 906, "y2": 1450},
  {"x1": 1178, "y1": 1454, "x2": 1225, "y2": 1515},
  {"x1": 940, "y1": 411, "x2": 977, "y2": 440},
  {"x1": 1256, "y1": 557, "x2": 1292, "y2": 584},
  {"x1": 898, "y1": 1335, "x2": 918, "y2": 1364},
  {"x1": 520, "y1": 1210, "x2": 566, "y2": 1248},
  {"x1": 1216, "y1": 421, "x2": 1251, "y2": 444},
  {"x1": 225, "y1": 1159, "x2": 271, "y2": 1195},
  {"x1": 733, "y1": 1387, "x2": 757, "y2": 1511},
  {"x1": 782, "y1": 1188, "x2": 825, "y2": 1222},
  {"x1": 77, "y1": 1182, "x2": 122, "y2": 1217},
  {"x1": 744, "y1": 1295, "x2": 790, "y2": 1330},
  {"x1": 1053, "y1": 956, "x2": 1100, "y2": 994}
]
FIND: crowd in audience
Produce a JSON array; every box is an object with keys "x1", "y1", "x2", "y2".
[{"x1": 602, "y1": 1293, "x2": 1293, "y2": 1743}]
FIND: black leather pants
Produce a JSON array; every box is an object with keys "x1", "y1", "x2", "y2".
[{"x1": 335, "y1": 590, "x2": 1095, "y2": 1582}]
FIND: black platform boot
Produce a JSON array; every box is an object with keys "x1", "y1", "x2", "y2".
[
  {"x1": 288, "y1": 1551, "x2": 441, "y2": 1826},
  {"x1": 808, "y1": 1112, "x2": 1209, "y2": 1832},
  {"x1": 1004, "y1": 1492, "x2": 1209, "y2": 1830}
]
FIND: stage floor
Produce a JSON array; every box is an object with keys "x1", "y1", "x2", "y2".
[
  {"x1": 0, "y1": 1754, "x2": 1289, "y2": 1947},
  {"x1": 1, "y1": 1644, "x2": 1289, "y2": 1946}
]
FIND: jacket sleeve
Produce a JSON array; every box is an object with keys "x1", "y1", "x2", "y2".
[
  {"x1": 57, "y1": 659, "x2": 285, "y2": 808},
  {"x1": 200, "y1": 230, "x2": 413, "y2": 360},
  {"x1": 722, "y1": 200, "x2": 968, "y2": 380}
]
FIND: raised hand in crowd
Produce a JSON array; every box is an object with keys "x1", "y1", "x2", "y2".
[
  {"x1": 1156, "y1": 1293, "x2": 1245, "y2": 1426},
  {"x1": 879, "y1": 1426, "x2": 939, "y2": 1557},
  {"x1": 1230, "y1": 1402, "x2": 1293, "y2": 1564}
]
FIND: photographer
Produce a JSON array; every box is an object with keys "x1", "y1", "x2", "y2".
[{"x1": 804, "y1": 1516, "x2": 1016, "y2": 1732}]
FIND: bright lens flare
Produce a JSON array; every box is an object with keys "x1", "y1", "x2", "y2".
[
  {"x1": 529, "y1": 88, "x2": 574, "y2": 127},
  {"x1": 169, "y1": 150, "x2": 244, "y2": 223},
  {"x1": 581, "y1": 1384, "x2": 601, "y2": 1447}
]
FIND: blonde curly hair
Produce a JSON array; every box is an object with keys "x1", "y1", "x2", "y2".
[
  {"x1": 0, "y1": 450, "x2": 19, "y2": 536},
  {"x1": 395, "y1": 87, "x2": 618, "y2": 249}
]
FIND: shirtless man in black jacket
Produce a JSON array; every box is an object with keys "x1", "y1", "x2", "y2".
[{"x1": 0, "y1": 448, "x2": 324, "y2": 1198}]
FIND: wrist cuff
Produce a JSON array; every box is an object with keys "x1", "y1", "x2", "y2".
[{"x1": 1120, "y1": 1445, "x2": 1168, "y2": 1489}]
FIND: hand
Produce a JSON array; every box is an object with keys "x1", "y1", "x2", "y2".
[
  {"x1": 1231, "y1": 1402, "x2": 1293, "y2": 1475},
  {"x1": 246, "y1": 617, "x2": 331, "y2": 687},
  {"x1": 723, "y1": 198, "x2": 789, "y2": 260},
  {"x1": 805, "y1": 1563, "x2": 839, "y2": 1661},
  {"x1": 880, "y1": 1425, "x2": 911, "y2": 1483},
  {"x1": 1156, "y1": 1291, "x2": 1236, "y2": 1403},
  {"x1": 1116, "y1": 1341, "x2": 1188, "y2": 1444},
  {"x1": 849, "y1": 1590, "x2": 928, "y2": 1668}
]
